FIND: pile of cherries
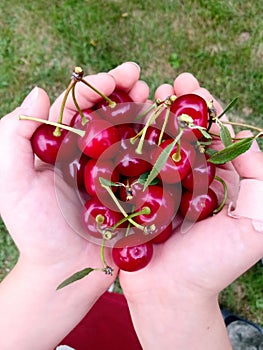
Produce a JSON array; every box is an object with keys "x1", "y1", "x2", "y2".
[{"x1": 25, "y1": 68, "x2": 226, "y2": 285}]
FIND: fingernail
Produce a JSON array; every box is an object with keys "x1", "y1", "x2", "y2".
[
  {"x1": 21, "y1": 86, "x2": 39, "y2": 108},
  {"x1": 129, "y1": 61, "x2": 141, "y2": 73}
]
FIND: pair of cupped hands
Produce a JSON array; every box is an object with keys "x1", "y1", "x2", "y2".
[{"x1": 0, "y1": 61, "x2": 262, "y2": 316}]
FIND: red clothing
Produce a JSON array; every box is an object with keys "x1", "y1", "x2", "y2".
[{"x1": 56, "y1": 292, "x2": 142, "y2": 350}]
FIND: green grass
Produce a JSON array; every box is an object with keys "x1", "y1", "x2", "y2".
[{"x1": 0, "y1": 0, "x2": 263, "y2": 325}]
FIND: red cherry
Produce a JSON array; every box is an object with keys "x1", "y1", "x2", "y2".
[
  {"x1": 166, "y1": 94, "x2": 208, "y2": 141},
  {"x1": 84, "y1": 158, "x2": 120, "y2": 198},
  {"x1": 81, "y1": 196, "x2": 125, "y2": 238},
  {"x1": 70, "y1": 108, "x2": 101, "y2": 129},
  {"x1": 31, "y1": 124, "x2": 78, "y2": 165},
  {"x1": 112, "y1": 234, "x2": 153, "y2": 272},
  {"x1": 78, "y1": 119, "x2": 120, "y2": 159},
  {"x1": 134, "y1": 185, "x2": 179, "y2": 228},
  {"x1": 182, "y1": 153, "x2": 216, "y2": 192},
  {"x1": 150, "y1": 222, "x2": 173, "y2": 244},
  {"x1": 179, "y1": 188, "x2": 218, "y2": 222},
  {"x1": 115, "y1": 141, "x2": 152, "y2": 177},
  {"x1": 94, "y1": 89, "x2": 137, "y2": 124},
  {"x1": 61, "y1": 153, "x2": 89, "y2": 189},
  {"x1": 151, "y1": 139, "x2": 196, "y2": 184}
]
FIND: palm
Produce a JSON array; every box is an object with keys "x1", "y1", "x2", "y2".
[{"x1": 120, "y1": 145, "x2": 262, "y2": 299}]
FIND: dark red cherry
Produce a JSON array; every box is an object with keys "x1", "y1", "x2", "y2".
[
  {"x1": 70, "y1": 108, "x2": 101, "y2": 129},
  {"x1": 61, "y1": 153, "x2": 89, "y2": 189},
  {"x1": 134, "y1": 185, "x2": 179, "y2": 228},
  {"x1": 150, "y1": 222, "x2": 173, "y2": 244},
  {"x1": 179, "y1": 188, "x2": 218, "y2": 222},
  {"x1": 84, "y1": 158, "x2": 120, "y2": 198},
  {"x1": 81, "y1": 196, "x2": 125, "y2": 238},
  {"x1": 94, "y1": 89, "x2": 136, "y2": 124},
  {"x1": 112, "y1": 234, "x2": 153, "y2": 272},
  {"x1": 167, "y1": 94, "x2": 209, "y2": 141},
  {"x1": 31, "y1": 124, "x2": 78, "y2": 165},
  {"x1": 182, "y1": 153, "x2": 216, "y2": 192},
  {"x1": 115, "y1": 141, "x2": 152, "y2": 177},
  {"x1": 78, "y1": 119, "x2": 120, "y2": 159},
  {"x1": 151, "y1": 139, "x2": 196, "y2": 184}
]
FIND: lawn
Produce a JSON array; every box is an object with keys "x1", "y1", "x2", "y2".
[{"x1": 0, "y1": 0, "x2": 262, "y2": 325}]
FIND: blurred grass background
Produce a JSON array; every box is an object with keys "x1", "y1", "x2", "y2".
[{"x1": 0, "y1": 0, "x2": 262, "y2": 325}]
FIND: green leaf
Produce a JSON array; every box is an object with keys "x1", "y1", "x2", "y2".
[
  {"x1": 99, "y1": 177, "x2": 121, "y2": 187},
  {"x1": 218, "y1": 96, "x2": 239, "y2": 119},
  {"x1": 208, "y1": 137, "x2": 254, "y2": 164},
  {"x1": 219, "y1": 124, "x2": 233, "y2": 147},
  {"x1": 56, "y1": 267, "x2": 95, "y2": 290},
  {"x1": 143, "y1": 130, "x2": 183, "y2": 190},
  {"x1": 137, "y1": 172, "x2": 160, "y2": 185}
]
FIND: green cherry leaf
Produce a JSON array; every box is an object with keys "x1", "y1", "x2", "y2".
[
  {"x1": 99, "y1": 177, "x2": 122, "y2": 187},
  {"x1": 137, "y1": 172, "x2": 160, "y2": 186},
  {"x1": 208, "y1": 137, "x2": 254, "y2": 164},
  {"x1": 219, "y1": 124, "x2": 233, "y2": 147},
  {"x1": 143, "y1": 130, "x2": 183, "y2": 190},
  {"x1": 56, "y1": 267, "x2": 95, "y2": 290},
  {"x1": 217, "y1": 96, "x2": 239, "y2": 119}
]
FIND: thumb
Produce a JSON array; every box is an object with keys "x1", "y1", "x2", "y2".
[
  {"x1": 232, "y1": 130, "x2": 263, "y2": 180},
  {"x1": 0, "y1": 87, "x2": 50, "y2": 207}
]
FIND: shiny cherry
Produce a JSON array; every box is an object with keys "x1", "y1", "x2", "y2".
[
  {"x1": 61, "y1": 153, "x2": 89, "y2": 189},
  {"x1": 115, "y1": 141, "x2": 152, "y2": 177},
  {"x1": 166, "y1": 93, "x2": 209, "y2": 141},
  {"x1": 78, "y1": 119, "x2": 120, "y2": 159},
  {"x1": 112, "y1": 234, "x2": 154, "y2": 272},
  {"x1": 94, "y1": 89, "x2": 136, "y2": 124},
  {"x1": 150, "y1": 222, "x2": 173, "y2": 244},
  {"x1": 179, "y1": 188, "x2": 218, "y2": 222},
  {"x1": 182, "y1": 153, "x2": 216, "y2": 192},
  {"x1": 84, "y1": 158, "x2": 120, "y2": 198},
  {"x1": 31, "y1": 123, "x2": 78, "y2": 165},
  {"x1": 151, "y1": 139, "x2": 196, "y2": 184},
  {"x1": 81, "y1": 196, "x2": 125, "y2": 238},
  {"x1": 134, "y1": 185, "x2": 179, "y2": 228}
]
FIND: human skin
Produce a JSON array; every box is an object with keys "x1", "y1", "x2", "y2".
[
  {"x1": 119, "y1": 74, "x2": 263, "y2": 350},
  {"x1": 0, "y1": 62, "x2": 149, "y2": 350},
  {"x1": 0, "y1": 64, "x2": 262, "y2": 350}
]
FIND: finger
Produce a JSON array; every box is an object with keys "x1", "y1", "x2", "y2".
[
  {"x1": 154, "y1": 83, "x2": 174, "y2": 101},
  {"x1": 49, "y1": 72, "x2": 116, "y2": 124},
  {"x1": 128, "y1": 80, "x2": 150, "y2": 103},
  {"x1": 108, "y1": 61, "x2": 141, "y2": 91},
  {"x1": 0, "y1": 87, "x2": 50, "y2": 201},
  {"x1": 232, "y1": 130, "x2": 263, "y2": 180},
  {"x1": 173, "y1": 72, "x2": 200, "y2": 96}
]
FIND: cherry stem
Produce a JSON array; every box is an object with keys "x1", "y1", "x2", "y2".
[
  {"x1": 111, "y1": 206, "x2": 151, "y2": 231},
  {"x1": 100, "y1": 181, "x2": 150, "y2": 233},
  {"x1": 72, "y1": 84, "x2": 89, "y2": 126},
  {"x1": 213, "y1": 175, "x2": 228, "y2": 214},
  {"x1": 54, "y1": 79, "x2": 77, "y2": 136},
  {"x1": 79, "y1": 78, "x2": 116, "y2": 108},
  {"x1": 158, "y1": 106, "x2": 170, "y2": 146},
  {"x1": 222, "y1": 120, "x2": 263, "y2": 133},
  {"x1": 100, "y1": 238, "x2": 107, "y2": 268},
  {"x1": 19, "y1": 115, "x2": 85, "y2": 137},
  {"x1": 132, "y1": 103, "x2": 166, "y2": 154},
  {"x1": 134, "y1": 100, "x2": 162, "y2": 121}
]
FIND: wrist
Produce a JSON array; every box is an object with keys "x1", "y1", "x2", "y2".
[
  {"x1": 0, "y1": 256, "x2": 113, "y2": 350},
  {"x1": 125, "y1": 292, "x2": 231, "y2": 350}
]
